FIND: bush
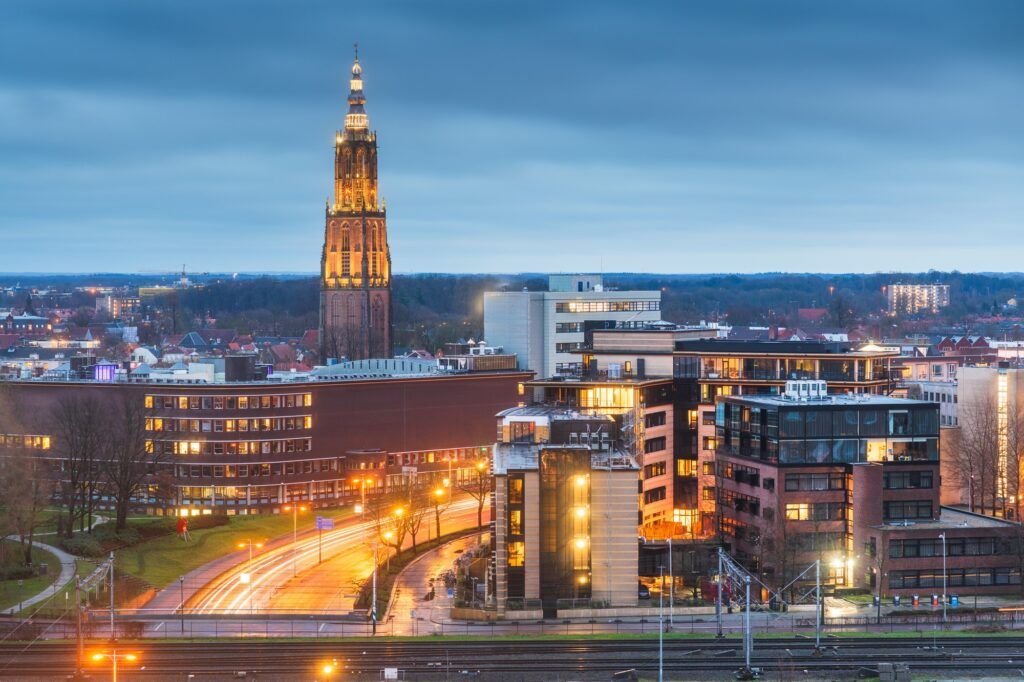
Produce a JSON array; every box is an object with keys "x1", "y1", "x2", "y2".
[
  {"x1": 61, "y1": 535, "x2": 105, "y2": 558},
  {"x1": 833, "y1": 587, "x2": 870, "y2": 597},
  {"x1": 0, "y1": 566, "x2": 37, "y2": 581}
]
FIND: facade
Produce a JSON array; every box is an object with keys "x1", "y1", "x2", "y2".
[
  {"x1": 853, "y1": 470, "x2": 1021, "y2": 597},
  {"x1": 319, "y1": 55, "x2": 392, "y2": 361},
  {"x1": 887, "y1": 284, "x2": 951, "y2": 316},
  {"x1": 0, "y1": 369, "x2": 530, "y2": 516},
  {"x1": 491, "y1": 407, "x2": 639, "y2": 617},
  {"x1": 672, "y1": 340, "x2": 899, "y2": 535},
  {"x1": 483, "y1": 275, "x2": 661, "y2": 378},
  {"x1": 521, "y1": 375, "x2": 676, "y2": 537},
  {"x1": 715, "y1": 384, "x2": 941, "y2": 589}
]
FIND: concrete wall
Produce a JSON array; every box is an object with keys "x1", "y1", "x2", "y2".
[{"x1": 590, "y1": 468, "x2": 640, "y2": 607}]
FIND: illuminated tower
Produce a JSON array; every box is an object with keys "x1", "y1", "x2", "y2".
[{"x1": 319, "y1": 51, "x2": 392, "y2": 360}]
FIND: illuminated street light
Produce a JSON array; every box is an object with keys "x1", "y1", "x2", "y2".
[
  {"x1": 90, "y1": 649, "x2": 138, "y2": 682},
  {"x1": 282, "y1": 503, "x2": 308, "y2": 577},
  {"x1": 238, "y1": 539, "x2": 264, "y2": 613}
]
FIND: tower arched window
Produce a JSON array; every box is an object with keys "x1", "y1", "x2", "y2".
[{"x1": 343, "y1": 150, "x2": 352, "y2": 178}]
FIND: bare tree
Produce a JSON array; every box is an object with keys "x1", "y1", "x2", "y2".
[
  {"x1": 50, "y1": 395, "x2": 105, "y2": 537},
  {"x1": 457, "y1": 458, "x2": 491, "y2": 529},
  {"x1": 951, "y1": 397, "x2": 1000, "y2": 515},
  {"x1": 0, "y1": 446, "x2": 52, "y2": 565},
  {"x1": 101, "y1": 393, "x2": 164, "y2": 530}
]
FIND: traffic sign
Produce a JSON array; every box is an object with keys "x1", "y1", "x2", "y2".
[{"x1": 315, "y1": 516, "x2": 335, "y2": 531}]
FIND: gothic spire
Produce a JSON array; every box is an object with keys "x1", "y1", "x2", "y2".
[{"x1": 345, "y1": 46, "x2": 369, "y2": 132}]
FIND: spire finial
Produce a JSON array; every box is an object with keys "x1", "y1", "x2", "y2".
[{"x1": 353, "y1": 43, "x2": 359, "y2": 63}]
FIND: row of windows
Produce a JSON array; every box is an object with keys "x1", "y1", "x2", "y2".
[
  {"x1": 149, "y1": 438, "x2": 313, "y2": 456},
  {"x1": 890, "y1": 568, "x2": 1020, "y2": 589},
  {"x1": 643, "y1": 486, "x2": 667, "y2": 504},
  {"x1": 890, "y1": 537, "x2": 1016, "y2": 559},
  {"x1": 555, "y1": 322, "x2": 584, "y2": 334},
  {"x1": 145, "y1": 416, "x2": 312, "y2": 433},
  {"x1": 555, "y1": 342, "x2": 585, "y2": 353},
  {"x1": 883, "y1": 500, "x2": 933, "y2": 521},
  {"x1": 883, "y1": 470, "x2": 934, "y2": 489},
  {"x1": 554, "y1": 300, "x2": 660, "y2": 314},
  {"x1": 785, "y1": 502, "x2": 847, "y2": 521},
  {"x1": 785, "y1": 473, "x2": 846, "y2": 492},
  {"x1": 175, "y1": 459, "x2": 341, "y2": 479},
  {"x1": 923, "y1": 390, "x2": 957, "y2": 404},
  {"x1": 0, "y1": 434, "x2": 51, "y2": 450},
  {"x1": 145, "y1": 393, "x2": 313, "y2": 411}
]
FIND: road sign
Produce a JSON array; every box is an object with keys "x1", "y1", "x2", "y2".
[
  {"x1": 315, "y1": 516, "x2": 335, "y2": 531},
  {"x1": 383, "y1": 668, "x2": 398, "y2": 680}
]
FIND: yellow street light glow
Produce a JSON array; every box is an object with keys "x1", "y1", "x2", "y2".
[
  {"x1": 322, "y1": 663, "x2": 335, "y2": 675},
  {"x1": 91, "y1": 653, "x2": 105, "y2": 662},
  {"x1": 434, "y1": 488, "x2": 444, "y2": 498},
  {"x1": 239, "y1": 572, "x2": 251, "y2": 584},
  {"x1": 354, "y1": 503, "x2": 364, "y2": 514},
  {"x1": 574, "y1": 507, "x2": 587, "y2": 519},
  {"x1": 476, "y1": 460, "x2": 486, "y2": 471},
  {"x1": 125, "y1": 654, "x2": 138, "y2": 662},
  {"x1": 237, "y1": 542, "x2": 246, "y2": 549},
  {"x1": 574, "y1": 538, "x2": 588, "y2": 550},
  {"x1": 831, "y1": 558, "x2": 845, "y2": 570},
  {"x1": 394, "y1": 507, "x2": 405, "y2": 517},
  {"x1": 575, "y1": 475, "x2": 587, "y2": 487},
  {"x1": 578, "y1": 575, "x2": 589, "y2": 584},
  {"x1": 383, "y1": 531, "x2": 394, "y2": 540}
]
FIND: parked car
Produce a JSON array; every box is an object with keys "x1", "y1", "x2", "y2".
[{"x1": 638, "y1": 583, "x2": 651, "y2": 599}]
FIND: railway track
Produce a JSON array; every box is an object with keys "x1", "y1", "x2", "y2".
[{"x1": 3, "y1": 636, "x2": 1024, "y2": 678}]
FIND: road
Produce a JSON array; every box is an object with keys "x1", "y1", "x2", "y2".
[{"x1": 185, "y1": 497, "x2": 486, "y2": 615}]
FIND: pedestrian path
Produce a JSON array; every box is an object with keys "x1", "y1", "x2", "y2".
[
  {"x1": 387, "y1": 532, "x2": 486, "y2": 635},
  {"x1": 2, "y1": 538, "x2": 78, "y2": 615}
]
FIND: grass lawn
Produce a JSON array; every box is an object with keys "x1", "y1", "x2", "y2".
[
  {"x1": 114, "y1": 508, "x2": 352, "y2": 589},
  {"x1": 0, "y1": 540, "x2": 62, "y2": 612}
]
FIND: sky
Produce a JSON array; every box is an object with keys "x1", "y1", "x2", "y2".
[{"x1": 1, "y1": 1, "x2": 1022, "y2": 275}]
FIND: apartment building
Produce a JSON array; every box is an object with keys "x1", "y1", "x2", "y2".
[
  {"x1": 887, "y1": 284, "x2": 951, "y2": 316},
  {"x1": 490, "y1": 407, "x2": 639, "y2": 617}
]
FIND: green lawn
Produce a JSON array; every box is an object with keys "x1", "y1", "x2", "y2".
[
  {"x1": 114, "y1": 509, "x2": 352, "y2": 589},
  {"x1": 0, "y1": 540, "x2": 62, "y2": 612}
]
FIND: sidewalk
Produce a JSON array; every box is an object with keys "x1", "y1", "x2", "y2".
[
  {"x1": 387, "y1": 532, "x2": 486, "y2": 635},
  {"x1": 2, "y1": 538, "x2": 78, "y2": 615}
]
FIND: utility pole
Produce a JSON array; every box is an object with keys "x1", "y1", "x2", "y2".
[
  {"x1": 108, "y1": 552, "x2": 115, "y2": 640},
  {"x1": 716, "y1": 548, "x2": 724, "y2": 638},
  {"x1": 940, "y1": 533, "x2": 947, "y2": 626},
  {"x1": 371, "y1": 539, "x2": 378, "y2": 635},
  {"x1": 815, "y1": 559, "x2": 821, "y2": 649},
  {"x1": 658, "y1": 565, "x2": 664, "y2": 682},
  {"x1": 179, "y1": 575, "x2": 185, "y2": 636},
  {"x1": 668, "y1": 537, "x2": 674, "y2": 627},
  {"x1": 75, "y1": 578, "x2": 83, "y2": 680},
  {"x1": 743, "y1": 575, "x2": 751, "y2": 672}
]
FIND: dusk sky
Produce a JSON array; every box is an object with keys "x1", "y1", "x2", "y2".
[{"x1": 1, "y1": 1, "x2": 1021, "y2": 275}]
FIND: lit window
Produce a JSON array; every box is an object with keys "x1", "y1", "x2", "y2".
[{"x1": 785, "y1": 503, "x2": 809, "y2": 521}]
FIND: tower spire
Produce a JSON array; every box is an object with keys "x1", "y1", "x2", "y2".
[{"x1": 345, "y1": 46, "x2": 368, "y2": 133}]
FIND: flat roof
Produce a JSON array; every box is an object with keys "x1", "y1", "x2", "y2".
[
  {"x1": 876, "y1": 507, "x2": 1019, "y2": 531},
  {"x1": 493, "y1": 441, "x2": 637, "y2": 473},
  {"x1": 674, "y1": 339, "x2": 899, "y2": 358},
  {"x1": 722, "y1": 394, "x2": 933, "y2": 408},
  {"x1": 526, "y1": 376, "x2": 672, "y2": 387}
]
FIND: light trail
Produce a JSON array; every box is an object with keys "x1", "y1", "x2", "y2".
[{"x1": 192, "y1": 497, "x2": 482, "y2": 614}]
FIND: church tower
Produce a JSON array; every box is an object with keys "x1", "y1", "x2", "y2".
[{"x1": 319, "y1": 51, "x2": 392, "y2": 360}]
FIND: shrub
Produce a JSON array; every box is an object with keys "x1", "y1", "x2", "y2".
[
  {"x1": 0, "y1": 566, "x2": 37, "y2": 581},
  {"x1": 61, "y1": 535, "x2": 105, "y2": 558},
  {"x1": 833, "y1": 587, "x2": 870, "y2": 598}
]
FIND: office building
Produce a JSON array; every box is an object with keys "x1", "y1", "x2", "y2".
[
  {"x1": 483, "y1": 274, "x2": 661, "y2": 378},
  {"x1": 490, "y1": 407, "x2": 639, "y2": 617},
  {"x1": 714, "y1": 384, "x2": 941, "y2": 588}
]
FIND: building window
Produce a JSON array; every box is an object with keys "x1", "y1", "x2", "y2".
[
  {"x1": 555, "y1": 322, "x2": 584, "y2": 333},
  {"x1": 643, "y1": 487, "x2": 667, "y2": 504},
  {"x1": 645, "y1": 411, "x2": 667, "y2": 428},
  {"x1": 644, "y1": 462, "x2": 667, "y2": 479},
  {"x1": 644, "y1": 437, "x2": 666, "y2": 454},
  {"x1": 785, "y1": 503, "x2": 809, "y2": 521},
  {"x1": 676, "y1": 459, "x2": 696, "y2": 477},
  {"x1": 883, "y1": 500, "x2": 933, "y2": 520},
  {"x1": 509, "y1": 509, "x2": 523, "y2": 535},
  {"x1": 508, "y1": 541, "x2": 525, "y2": 567}
]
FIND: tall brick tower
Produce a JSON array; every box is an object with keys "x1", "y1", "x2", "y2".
[{"x1": 319, "y1": 51, "x2": 392, "y2": 360}]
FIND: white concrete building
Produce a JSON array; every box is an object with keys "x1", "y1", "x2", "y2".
[{"x1": 484, "y1": 275, "x2": 662, "y2": 378}]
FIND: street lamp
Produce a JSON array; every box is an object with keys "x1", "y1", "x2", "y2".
[
  {"x1": 238, "y1": 539, "x2": 264, "y2": 613},
  {"x1": 282, "y1": 504, "x2": 308, "y2": 576},
  {"x1": 433, "y1": 486, "x2": 446, "y2": 540},
  {"x1": 383, "y1": 530, "x2": 395, "y2": 573},
  {"x1": 319, "y1": 658, "x2": 338, "y2": 680},
  {"x1": 178, "y1": 575, "x2": 185, "y2": 636},
  {"x1": 90, "y1": 649, "x2": 138, "y2": 682}
]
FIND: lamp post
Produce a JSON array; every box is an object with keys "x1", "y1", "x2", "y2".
[
  {"x1": 238, "y1": 539, "x2": 263, "y2": 614},
  {"x1": 90, "y1": 649, "x2": 137, "y2": 682},
  {"x1": 282, "y1": 503, "x2": 307, "y2": 576},
  {"x1": 433, "y1": 486, "x2": 446, "y2": 540},
  {"x1": 178, "y1": 575, "x2": 185, "y2": 636},
  {"x1": 667, "y1": 537, "x2": 674, "y2": 627},
  {"x1": 939, "y1": 533, "x2": 947, "y2": 625},
  {"x1": 383, "y1": 530, "x2": 394, "y2": 573}
]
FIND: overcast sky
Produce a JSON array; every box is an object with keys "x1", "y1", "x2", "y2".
[{"x1": 1, "y1": 1, "x2": 1022, "y2": 274}]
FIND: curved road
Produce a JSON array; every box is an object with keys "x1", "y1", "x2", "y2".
[{"x1": 188, "y1": 497, "x2": 486, "y2": 614}]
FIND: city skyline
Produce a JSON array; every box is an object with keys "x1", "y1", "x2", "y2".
[{"x1": 2, "y1": 1, "x2": 1022, "y2": 274}]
